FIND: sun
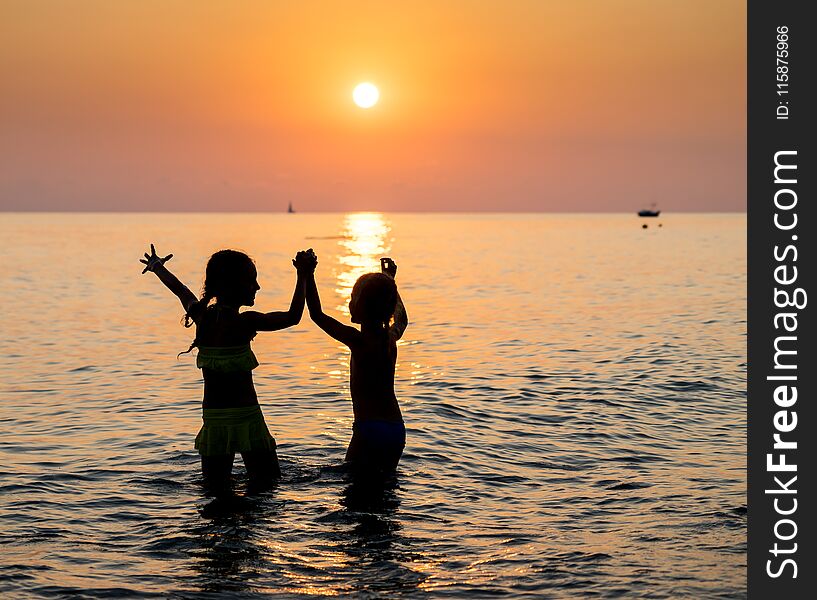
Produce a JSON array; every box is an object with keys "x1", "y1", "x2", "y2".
[{"x1": 353, "y1": 82, "x2": 379, "y2": 109}]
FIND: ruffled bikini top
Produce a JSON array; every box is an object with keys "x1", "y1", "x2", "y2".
[{"x1": 196, "y1": 344, "x2": 259, "y2": 372}]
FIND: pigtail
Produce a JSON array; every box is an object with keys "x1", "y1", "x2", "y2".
[
  {"x1": 177, "y1": 339, "x2": 198, "y2": 359},
  {"x1": 183, "y1": 291, "x2": 213, "y2": 328},
  {"x1": 178, "y1": 291, "x2": 212, "y2": 359}
]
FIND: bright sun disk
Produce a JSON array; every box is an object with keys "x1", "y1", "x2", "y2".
[{"x1": 353, "y1": 82, "x2": 379, "y2": 108}]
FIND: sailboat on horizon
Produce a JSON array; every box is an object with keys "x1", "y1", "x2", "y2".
[{"x1": 287, "y1": 201, "x2": 295, "y2": 214}]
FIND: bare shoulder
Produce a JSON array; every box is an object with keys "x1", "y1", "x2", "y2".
[
  {"x1": 239, "y1": 310, "x2": 263, "y2": 324},
  {"x1": 238, "y1": 310, "x2": 268, "y2": 332},
  {"x1": 184, "y1": 298, "x2": 208, "y2": 325}
]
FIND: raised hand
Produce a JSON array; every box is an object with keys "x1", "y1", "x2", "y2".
[
  {"x1": 380, "y1": 257, "x2": 397, "y2": 279},
  {"x1": 140, "y1": 243, "x2": 173, "y2": 274}
]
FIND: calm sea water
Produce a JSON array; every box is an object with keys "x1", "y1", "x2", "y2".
[{"x1": 0, "y1": 213, "x2": 746, "y2": 598}]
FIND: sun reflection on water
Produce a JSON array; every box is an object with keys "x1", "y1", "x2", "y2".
[{"x1": 334, "y1": 212, "x2": 391, "y2": 315}]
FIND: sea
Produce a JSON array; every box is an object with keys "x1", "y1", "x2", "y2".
[{"x1": 0, "y1": 213, "x2": 746, "y2": 598}]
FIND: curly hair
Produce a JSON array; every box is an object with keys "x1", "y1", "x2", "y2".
[{"x1": 182, "y1": 249, "x2": 256, "y2": 327}]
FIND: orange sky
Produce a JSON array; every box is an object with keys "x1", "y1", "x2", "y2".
[{"x1": 0, "y1": 1, "x2": 745, "y2": 212}]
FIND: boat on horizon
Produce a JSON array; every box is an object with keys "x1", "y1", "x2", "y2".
[
  {"x1": 638, "y1": 203, "x2": 660, "y2": 217},
  {"x1": 287, "y1": 202, "x2": 295, "y2": 214}
]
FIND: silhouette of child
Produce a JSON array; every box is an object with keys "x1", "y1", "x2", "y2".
[
  {"x1": 304, "y1": 252, "x2": 409, "y2": 474},
  {"x1": 140, "y1": 244, "x2": 316, "y2": 494}
]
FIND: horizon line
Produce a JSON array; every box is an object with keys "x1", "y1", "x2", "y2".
[{"x1": 0, "y1": 209, "x2": 748, "y2": 215}]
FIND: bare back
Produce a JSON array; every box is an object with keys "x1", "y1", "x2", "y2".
[{"x1": 349, "y1": 331, "x2": 402, "y2": 422}]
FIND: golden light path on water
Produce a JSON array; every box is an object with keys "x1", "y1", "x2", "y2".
[
  {"x1": 333, "y1": 212, "x2": 392, "y2": 315},
  {"x1": 321, "y1": 210, "x2": 411, "y2": 399},
  {"x1": 329, "y1": 213, "x2": 425, "y2": 390}
]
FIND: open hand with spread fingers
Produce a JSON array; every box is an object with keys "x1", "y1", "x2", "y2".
[{"x1": 140, "y1": 243, "x2": 173, "y2": 274}]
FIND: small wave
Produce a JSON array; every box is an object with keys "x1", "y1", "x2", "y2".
[
  {"x1": 656, "y1": 380, "x2": 722, "y2": 392},
  {"x1": 602, "y1": 481, "x2": 652, "y2": 491}
]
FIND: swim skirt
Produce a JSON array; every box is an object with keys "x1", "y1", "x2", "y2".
[{"x1": 194, "y1": 405, "x2": 276, "y2": 456}]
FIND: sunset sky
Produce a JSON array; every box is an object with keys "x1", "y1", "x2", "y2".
[{"x1": 1, "y1": 1, "x2": 745, "y2": 212}]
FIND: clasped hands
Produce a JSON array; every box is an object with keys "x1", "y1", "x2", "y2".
[{"x1": 292, "y1": 248, "x2": 318, "y2": 273}]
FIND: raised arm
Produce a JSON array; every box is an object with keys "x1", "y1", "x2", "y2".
[
  {"x1": 241, "y1": 251, "x2": 310, "y2": 332},
  {"x1": 390, "y1": 289, "x2": 408, "y2": 342},
  {"x1": 305, "y1": 253, "x2": 361, "y2": 347},
  {"x1": 381, "y1": 257, "x2": 408, "y2": 342},
  {"x1": 141, "y1": 244, "x2": 198, "y2": 313}
]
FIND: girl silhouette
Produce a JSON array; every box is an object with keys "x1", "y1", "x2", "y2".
[{"x1": 140, "y1": 244, "x2": 316, "y2": 494}]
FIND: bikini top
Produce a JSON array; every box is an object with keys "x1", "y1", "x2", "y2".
[{"x1": 196, "y1": 344, "x2": 259, "y2": 372}]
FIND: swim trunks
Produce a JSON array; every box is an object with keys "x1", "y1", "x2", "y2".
[{"x1": 352, "y1": 419, "x2": 406, "y2": 459}]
